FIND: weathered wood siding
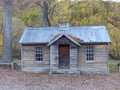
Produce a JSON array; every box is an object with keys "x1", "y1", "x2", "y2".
[
  {"x1": 21, "y1": 44, "x2": 50, "y2": 73},
  {"x1": 78, "y1": 45, "x2": 109, "y2": 73},
  {"x1": 20, "y1": 41, "x2": 109, "y2": 74},
  {"x1": 50, "y1": 36, "x2": 79, "y2": 73}
]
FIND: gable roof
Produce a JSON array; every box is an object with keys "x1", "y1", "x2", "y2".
[
  {"x1": 19, "y1": 26, "x2": 111, "y2": 44},
  {"x1": 48, "y1": 34, "x2": 81, "y2": 46}
]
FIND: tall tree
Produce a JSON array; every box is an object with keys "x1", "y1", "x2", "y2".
[
  {"x1": 36, "y1": 0, "x2": 51, "y2": 27},
  {"x1": 2, "y1": 0, "x2": 13, "y2": 63}
]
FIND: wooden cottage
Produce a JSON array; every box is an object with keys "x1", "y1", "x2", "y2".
[{"x1": 19, "y1": 23, "x2": 111, "y2": 74}]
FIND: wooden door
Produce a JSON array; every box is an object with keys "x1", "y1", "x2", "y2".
[{"x1": 59, "y1": 45, "x2": 69, "y2": 69}]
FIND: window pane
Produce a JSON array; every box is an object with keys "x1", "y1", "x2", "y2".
[
  {"x1": 86, "y1": 46, "x2": 94, "y2": 61},
  {"x1": 35, "y1": 46, "x2": 43, "y2": 61}
]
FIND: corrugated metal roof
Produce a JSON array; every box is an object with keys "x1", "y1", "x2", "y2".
[{"x1": 19, "y1": 26, "x2": 111, "y2": 44}]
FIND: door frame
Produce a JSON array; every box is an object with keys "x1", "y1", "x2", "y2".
[{"x1": 58, "y1": 44, "x2": 70, "y2": 69}]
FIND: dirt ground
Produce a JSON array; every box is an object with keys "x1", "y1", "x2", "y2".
[{"x1": 0, "y1": 67, "x2": 120, "y2": 90}]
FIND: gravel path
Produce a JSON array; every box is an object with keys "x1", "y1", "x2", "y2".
[{"x1": 0, "y1": 68, "x2": 120, "y2": 90}]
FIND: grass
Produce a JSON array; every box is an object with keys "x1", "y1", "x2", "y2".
[
  {"x1": 109, "y1": 63, "x2": 118, "y2": 72},
  {"x1": 0, "y1": 45, "x2": 2, "y2": 58},
  {"x1": 0, "y1": 35, "x2": 2, "y2": 58},
  {"x1": 0, "y1": 35, "x2": 2, "y2": 46}
]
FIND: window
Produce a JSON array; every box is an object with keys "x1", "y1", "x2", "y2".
[
  {"x1": 35, "y1": 46, "x2": 43, "y2": 61},
  {"x1": 86, "y1": 46, "x2": 94, "y2": 61}
]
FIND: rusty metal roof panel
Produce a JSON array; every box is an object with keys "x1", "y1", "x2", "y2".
[{"x1": 19, "y1": 26, "x2": 111, "y2": 44}]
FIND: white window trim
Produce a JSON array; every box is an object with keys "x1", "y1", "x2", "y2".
[
  {"x1": 35, "y1": 61, "x2": 44, "y2": 64},
  {"x1": 86, "y1": 60, "x2": 94, "y2": 63},
  {"x1": 85, "y1": 45, "x2": 94, "y2": 62}
]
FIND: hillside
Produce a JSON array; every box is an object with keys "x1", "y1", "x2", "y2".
[{"x1": 0, "y1": 0, "x2": 120, "y2": 59}]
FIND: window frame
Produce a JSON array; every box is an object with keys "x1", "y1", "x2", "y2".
[
  {"x1": 85, "y1": 45, "x2": 94, "y2": 62},
  {"x1": 35, "y1": 46, "x2": 43, "y2": 62}
]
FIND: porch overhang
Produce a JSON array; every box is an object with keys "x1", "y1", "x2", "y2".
[{"x1": 48, "y1": 34, "x2": 81, "y2": 46}]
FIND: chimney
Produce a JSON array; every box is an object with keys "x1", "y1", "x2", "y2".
[{"x1": 58, "y1": 22, "x2": 69, "y2": 27}]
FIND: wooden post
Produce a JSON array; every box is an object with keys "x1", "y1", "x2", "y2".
[
  {"x1": 20, "y1": 45, "x2": 22, "y2": 70},
  {"x1": 107, "y1": 45, "x2": 109, "y2": 73}
]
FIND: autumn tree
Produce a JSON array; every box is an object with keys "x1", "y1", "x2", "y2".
[
  {"x1": 5, "y1": 0, "x2": 120, "y2": 59},
  {"x1": 2, "y1": 0, "x2": 13, "y2": 63}
]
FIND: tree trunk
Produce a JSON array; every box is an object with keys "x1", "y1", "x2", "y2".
[
  {"x1": 2, "y1": 0, "x2": 13, "y2": 63},
  {"x1": 41, "y1": 1, "x2": 49, "y2": 27},
  {"x1": 36, "y1": 0, "x2": 51, "y2": 27}
]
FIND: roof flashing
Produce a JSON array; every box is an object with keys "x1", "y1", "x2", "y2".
[{"x1": 48, "y1": 34, "x2": 81, "y2": 46}]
